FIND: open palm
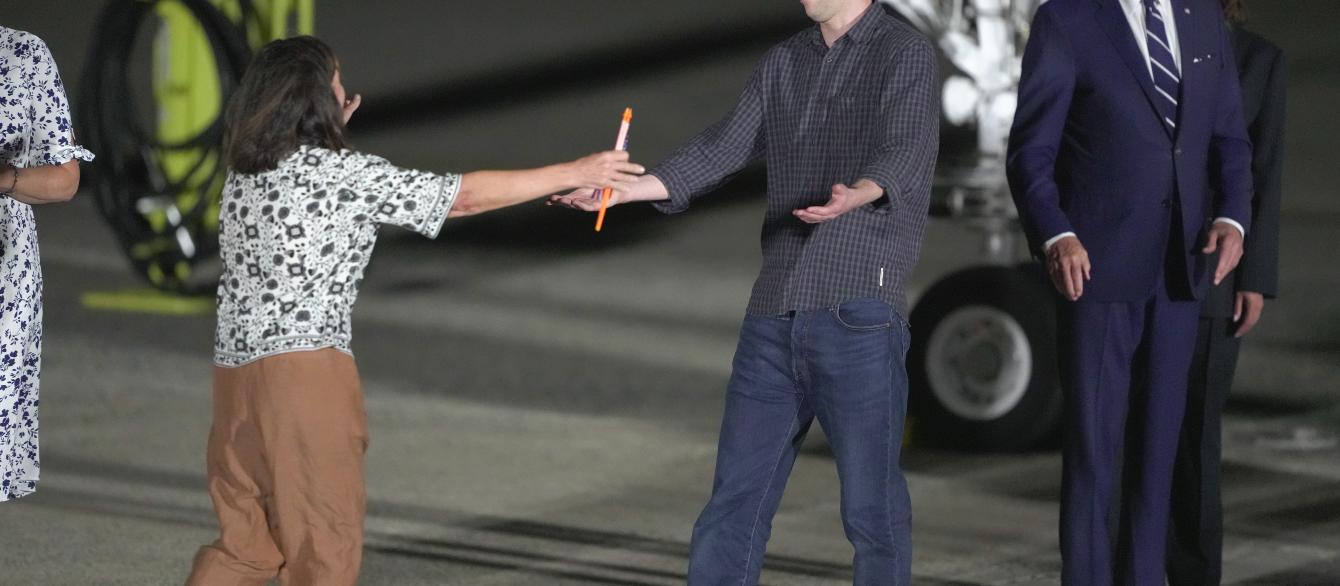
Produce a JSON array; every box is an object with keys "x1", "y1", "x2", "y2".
[{"x1": 793, "y1": 184, "x2": 864, "y2": 224}]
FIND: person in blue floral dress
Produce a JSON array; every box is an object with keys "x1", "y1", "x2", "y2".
[{"x1": 0, "y1": 26, "x2": 95, "y2": 502}]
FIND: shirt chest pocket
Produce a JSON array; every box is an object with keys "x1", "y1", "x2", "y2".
[
  {"x1": 827, "y1": 92, "x2": 866, "y2": 109},
  {"x1": 827, "y1": 70, "x2": 880, "y2": 105},
  {"x1": 825, "y1": 88, "x2": 881, "y2": 138},
  {"x1": 827, "y1": 58, "x2": 883, "y2": 105}
]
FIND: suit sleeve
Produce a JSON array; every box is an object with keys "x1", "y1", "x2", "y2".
[
  {"x1": 1209, "y1": 18, "x2": 1254, "y2": 232},
  {"x1": 1236, "y1": 46, "x2": 1285, "y2": 298},
  {"x1": 1006, "y1": 5, "x2": 1077, "y2": 255}
]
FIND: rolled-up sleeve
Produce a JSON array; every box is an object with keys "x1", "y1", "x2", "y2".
[
  {"x1": 857, "y1": 36, "x2": 939, "y2": 209},
  {"x1": 649, "y1": 57, "x2": 768, "y2": 214}
]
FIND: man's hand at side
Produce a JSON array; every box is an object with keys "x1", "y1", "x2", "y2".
[
  {"x1": 1047, "y1": 235, "x2": 1091, "y2": 302},
  {"x1": 1234, "y1": 291, "x2": 1265, "y2": 338},
  {"x1": 1203, "y1": 221, "x2": 1245, "y2": 286}
]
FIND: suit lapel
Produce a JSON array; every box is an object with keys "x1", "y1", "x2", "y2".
[
  {"x1": 1170, "y1": 0, "x2": 1194, "y2": 138},
  {"x1": 1171, "y1": 0, "x2": 1194, "y2": 91},
  {"x1": 1094, "y1": 0, "x2": 1170, "y2": 137},
  {"x1": 1171, "y1": 0, "x2": 1195, "y2": 64}
]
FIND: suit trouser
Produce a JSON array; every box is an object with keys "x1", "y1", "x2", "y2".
[
  {"x1": 187, "y1": 348, "x2": 369, "y2": 586},
  {"x1": 1166, "y1": 317, "x2": 1242, "y2": 586},
  {"x1": 1058, "y1": 274, "x2": 1200, "y2": 586}
]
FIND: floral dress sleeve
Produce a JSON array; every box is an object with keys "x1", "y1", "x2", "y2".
[
  {"x1": 338, "y1": 152, "x2": 460, "y2": 239},
  {"x1": 18, "y1": 32, "x2": 94, "y2": 167}
]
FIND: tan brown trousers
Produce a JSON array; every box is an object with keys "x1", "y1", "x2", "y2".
[{"x1": 188, "y1": 348, "x2": 368, "y2": 586}]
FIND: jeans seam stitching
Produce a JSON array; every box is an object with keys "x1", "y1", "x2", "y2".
[
  {"x1": 886, "y1": 325, "x2": 899, "y2": 576},
  {"x1": 792, "y1": 315, "x2": 808, "y2": 391},
  {"x1": 741, "y1": 315, "x2": 806, "y2": 584},
  {"x1": 739, "y1": 413, "x2": 800, "y2": 585}
]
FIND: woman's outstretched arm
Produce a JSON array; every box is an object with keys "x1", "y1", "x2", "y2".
[{"x1": 450, "y1": 151, "x2": 643, "y2": 218}]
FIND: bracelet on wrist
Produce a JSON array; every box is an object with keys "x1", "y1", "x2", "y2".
[{"x1": 1, "y1": 166, "x2": 17, "y2": 195}]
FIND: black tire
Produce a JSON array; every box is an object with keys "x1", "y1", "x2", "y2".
[
  {"x1": 79, "y1": 0, "x2": 252, "y2": 293},
  {"x1": 908, "y1": 264, "x2": 1061, "y2": 451}
]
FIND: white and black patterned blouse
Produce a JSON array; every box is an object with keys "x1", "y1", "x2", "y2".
[
  {"x1": 214, "y1": 146, "x2": 458, "y2": 366},
  {"x1": 1, "y1": 27, "x2": 95, "y2": 502}
]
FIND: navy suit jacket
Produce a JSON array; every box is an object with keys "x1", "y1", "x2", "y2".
[{"x1": 1007, "y1": 0, "x2": 1254, "y2": 302}]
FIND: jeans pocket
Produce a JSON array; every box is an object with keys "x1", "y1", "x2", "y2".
[{"x1": 831, "y1": 298, "x2": 894, "y2": 331}]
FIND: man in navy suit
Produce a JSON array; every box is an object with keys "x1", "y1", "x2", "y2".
[{"x1": 1007, "y1": 0, "x2": 1253, "y2": 584}]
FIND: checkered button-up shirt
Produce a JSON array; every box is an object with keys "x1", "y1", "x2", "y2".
[{"x1": 649, "y1": 5, "x2": 939, "y2": 317}]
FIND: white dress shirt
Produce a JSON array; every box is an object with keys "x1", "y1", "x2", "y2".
[{"x1": 1044, "y1": 0, "x2": 1244, "y2": 251}]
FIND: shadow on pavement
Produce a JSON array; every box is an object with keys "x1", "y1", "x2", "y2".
[{"x1": 31, "y1": 452, "x2": 868, "y2": 585}]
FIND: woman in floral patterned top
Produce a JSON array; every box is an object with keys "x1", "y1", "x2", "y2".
[
  {"x1": 0, "y1": 27, "x2": 95, "y2": 503},
  {"x1": 187, "y1": 37, "x2": 642, "y2": 585}
]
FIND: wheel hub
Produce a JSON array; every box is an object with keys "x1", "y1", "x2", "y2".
[{"x1": 925, "y1": 305, "x2": 1034, "y2": 421}]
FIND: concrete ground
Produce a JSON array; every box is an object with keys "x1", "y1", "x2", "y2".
[{"x1": 2, "y1": 1, "x2": 1339, "y2": 584}]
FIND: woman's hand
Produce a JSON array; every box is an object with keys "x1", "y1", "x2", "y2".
[
  {"x1": 451, "y1": 153, "x2": 644, "y2": 218},
  {"x1": 565, "y1": 151, "x2": 644, "y2": 192}
]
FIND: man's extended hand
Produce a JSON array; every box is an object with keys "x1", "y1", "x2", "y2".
[
  {"x1": 1203, "y1": 222, "x2": 1244, "y2": 286},
  {"x1": 792, "y1": 180, "x2": 884, "y2": 224},
  {"x1": 549, "y1": 174, "x2": 668, "y2": 211},
  {"x1": 549, "y1": 187, "x2": 626, "y2": 211},
  {"x1": 1234, "y1": 291, "x2": 1265, "y2": 338},
  {"x1": 1047, "y1": 235, "x2": 1091, "y2": 302}
]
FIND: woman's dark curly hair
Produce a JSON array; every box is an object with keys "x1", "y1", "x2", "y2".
[{"x1": 224, "y1": 36, "x2": 348, "y2": 174}]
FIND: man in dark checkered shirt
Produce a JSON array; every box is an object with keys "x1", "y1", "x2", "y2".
[{"x1": 556, "y1": 1, "x2": 937, "y2": 583}]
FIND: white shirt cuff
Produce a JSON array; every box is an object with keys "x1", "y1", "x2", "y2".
[
  {"x1": 1044, "y1": 231, "x2": 1077, "y2": 252},
  {"x1": 1213, "y1": 217, "x2": 1245, "y2": 238}
]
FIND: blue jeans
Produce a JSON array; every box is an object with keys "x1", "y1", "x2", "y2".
[{"x1": 687, "y1": 298, "x2": 913, "y2": 586}]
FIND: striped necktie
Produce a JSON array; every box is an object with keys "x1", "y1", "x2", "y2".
[{"x1": 1143, "y1": 0, "x2": 1181, "y2": 131}]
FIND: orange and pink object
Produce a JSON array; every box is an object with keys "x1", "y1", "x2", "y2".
[{"x1": 595, "y1": 107, "x2": 633, "y2": 232}]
